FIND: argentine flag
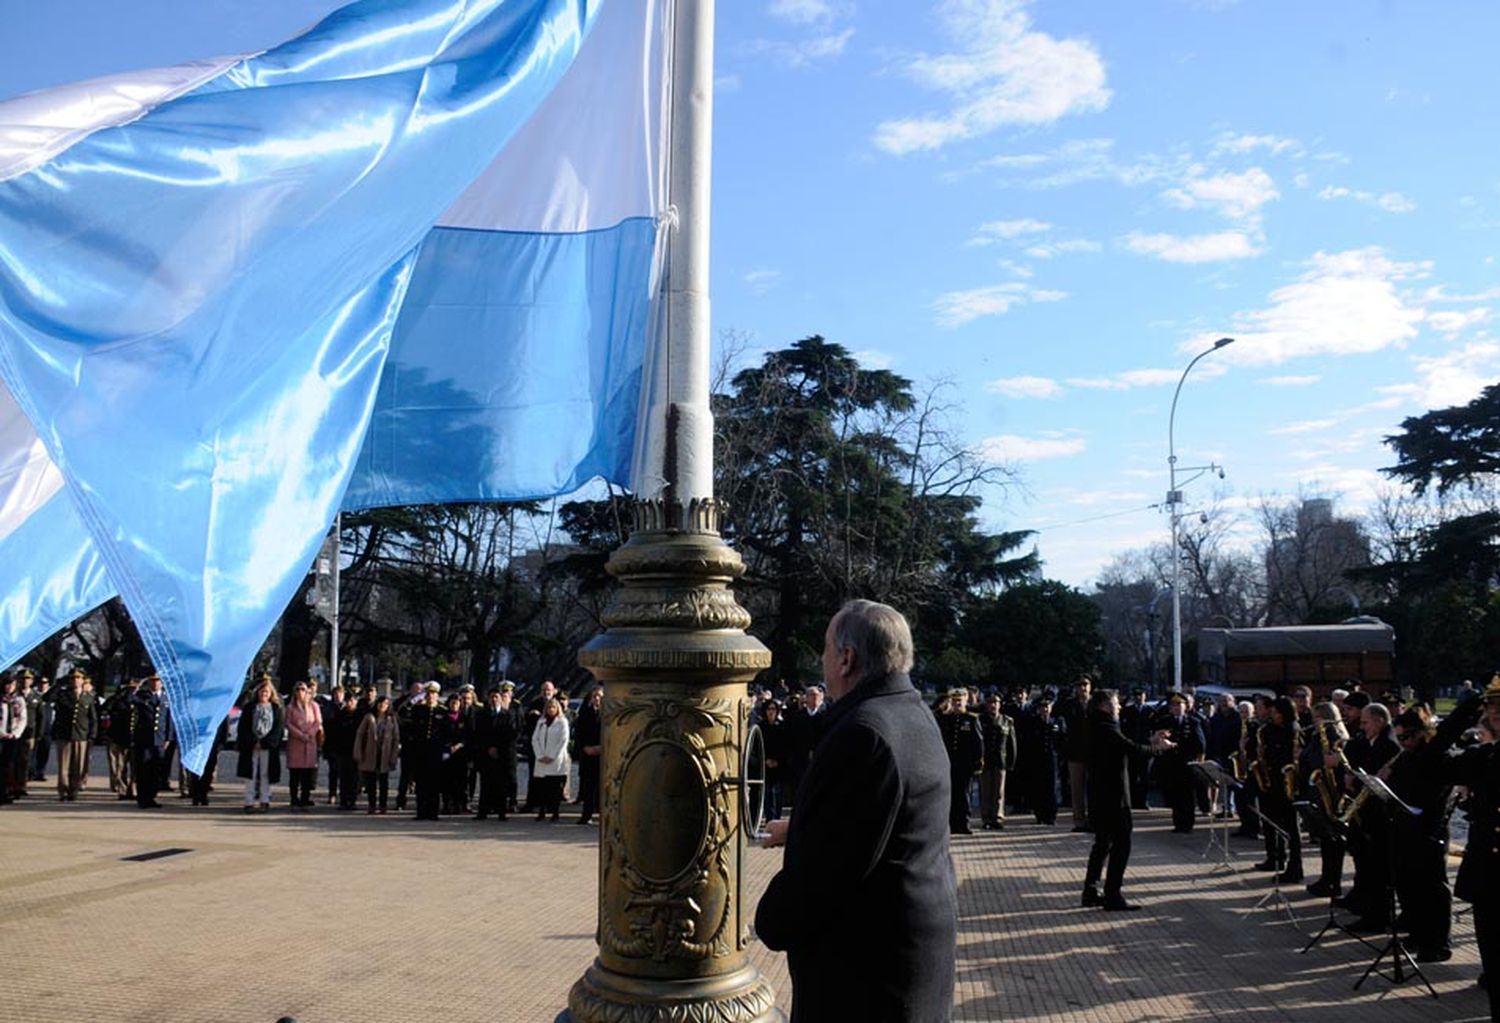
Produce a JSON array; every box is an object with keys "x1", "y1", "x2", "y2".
[{"x1": 0, "y1": 0, "x2": 668, "y2": 770}]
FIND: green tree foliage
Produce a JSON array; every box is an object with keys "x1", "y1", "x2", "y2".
[
  {"x1": 713, "y1": 337, "x2": 1036, "y2": 682},
  {"x1": 959, "y1": 580, "x2": 1103, "y2": 686}
]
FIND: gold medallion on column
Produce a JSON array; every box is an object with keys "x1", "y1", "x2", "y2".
[{"x1": 560, "y1": 499, "x2": 781, "y2": 1023}]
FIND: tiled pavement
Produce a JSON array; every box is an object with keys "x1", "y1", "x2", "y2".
[{"x1": 0, "y1": 768, "x2": 1489, "y2": 1023}]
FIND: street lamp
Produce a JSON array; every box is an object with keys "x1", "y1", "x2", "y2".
[{"x1": 1168, "y1": 337, "x2": 1234, "y2": 693}]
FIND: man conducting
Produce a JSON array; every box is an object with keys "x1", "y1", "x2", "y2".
[
  {"x1": 755, "y1": 600, "x2": 956, "y2": 1022},
  {"x1": 1082, "y1": 688, "x2": 1174, "y2": 911}
]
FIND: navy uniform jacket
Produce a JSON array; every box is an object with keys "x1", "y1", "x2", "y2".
[
  {"x1": 938, "y1": 710, "x2": 983, "y2": 776},
  {"x1": 755, "y1": 672, "x2": 956, "y2": 1023}
]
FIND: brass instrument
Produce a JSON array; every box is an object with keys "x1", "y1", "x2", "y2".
[
  {"x1": 1228, "y1": 750, "x2": 1246, "y2": 782},
  {"x1": 1313, "y1": 722, "x2": 1348, "y2": 819},
  {"x1": 1250, "y1": 726, "x2": 1271, "y2": 792},
  {"x1": 1282, "y1": 720, "x2": 1303, "y2": 802},
  {"x1": 1337, "y1": 749, "x2": 1403, "y2": 826}
]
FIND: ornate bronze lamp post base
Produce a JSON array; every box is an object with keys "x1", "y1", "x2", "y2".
[{"x1": 558, "y1": 500, "x2": 782, "y2": 1023}]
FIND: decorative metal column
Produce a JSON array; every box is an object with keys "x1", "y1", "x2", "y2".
[{"x1": 562, "y1": 499, "x2": 778, "y2": 1023}]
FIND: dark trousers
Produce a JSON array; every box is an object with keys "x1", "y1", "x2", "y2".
[
  {"x1": 1396, "y1": 830, "x2": 1452, "y2": 954},
  {"x1": 949, "y1": 769, "x2": 973, "y2": 832},
  {"x1": 289, "y1": 767, "x2": 315, "y2": 806},
  {"x1": 363, "y1": 770, "x2": 390, "y2": 811},
  {"x1": 31, "y1": 736, "x2": 49, "y2": 779},
  {"x1": 134, "y1": 747, "x2": 165, "y2": 807},
  {"x1": 0, "y1": 740, "x2": 15, "y2": 804},
  {"x1": 1348, "y1": 818, "x2": 1389, "y2": 920},
  {"x1": 336, "y1": 755, "x2": 359, "y2": 809},
  {"x1": 396, "y1": 751, "x2": 416, "y2": 809},
  {"x1": 413, "y1": 755, "x2": 441, "y2": 819},
  {"x1": 1237, "y1": 782, "x2": 1260, "y2": 836},
  {"x1": 476, "y1": 754, "x2": 511, "y2": 817},
  {"x1": 533, "y1": 774, "x2": 564, "y2": 818},
  {"x1": 1260, "y1": 791, "x2": 1302, "y2": 874},
  {"x1": 1128, "y1": 757, "x2": 1150, "y2": 809},
  {"x1": 324, "y1": 756, "x2": 340, "y2": 802},
  {"x1": 1317, "y1": 834, "x2": 1345, "y2": 888},
  {"x1": 1472, "y1": 900, "x2": 1500, "y2": 1023},
  {"x1": 579, "y1": 754, "x2": 600, "y2": 821},
  {"x1": 1163, "y1": 764, "x2": 1195, "y2": 831},
  {"x1": 1084, "y1": 811, "x2": 1133, "y2": 897}
]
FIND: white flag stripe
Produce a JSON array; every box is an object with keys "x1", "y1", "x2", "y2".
[
  {"x1": 0, "y1": 384, "x2": 65, "y2": 544},
  {"x1": 0, "y1": 56, "x2": 247, "y2": 183},
  {"x1": 435, "y1": 0, "x2": 666, "y2": 234}
]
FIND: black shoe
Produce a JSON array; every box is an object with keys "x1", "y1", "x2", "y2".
[
  {"x1": 577, "y1": 815, "x2": 591, "y2": 825},
  {"x1": 1416, "y1": 947, "x2": 1452, "y2": 964},
  {"x1": 1070, "y1": 825, "x2": 1091, "y2": 833},
  {"x1": 1273, "y1": 870, "x2": 1304, "y2": 884},
  {"x1": 472, "y1": 813, "x2": 487, "y2": 821},
  {"x1": 952, "y1": 826, "x2": 973, "y2": 835},
  {"x1": 1252, "y1": 860, "x2": 1280, "y2": 872},
  {"x1": 1306, "y1": 881, "x2": 1340, "y2": 898},
  {"x1": 1081, "y1": 887, "x2": 1103, "y2": 908},
  {"x1": 1102, "y1": 898, "x2": 1142, "y2": 912}
]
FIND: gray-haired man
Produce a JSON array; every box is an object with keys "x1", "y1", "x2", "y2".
[{"x1": 755, "y1": 600, "x2": 956, "y2": 1022}]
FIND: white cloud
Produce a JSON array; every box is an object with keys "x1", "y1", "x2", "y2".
[
  {"x1": 1025, "y1": 238, "x2": 1101, "y2": 259},
  {"x1": 1317, "y1": 185, "x2": 1416, "y2": 214},
  {"x1": 1378, "y1": 341, "x2": 1500, "y2": 409},
  {"x1": 1065, "y1": 488, "x2": 1150, "y2": 506},
  {"x1": 979, "y1": 432, "x2": 1088, "y2": 462},
  {"x1": 768, "y1": 0, "x2": 847, "y2": 24},
  {"x1": 967, "y1": 138, "x2": 1177, "y2": 190},
  {"x1": 715, "y1": 74, "x2": 742, "y2": 94},
  {"x1": 852, "y1": 349, "x2": 895, "y2": 370},
  {"x1": 933, "y1": 281, "x2": 1067, "y2": 327},
  {"x1": 743, "y1": 268, "x2": 782, "y2": 295},
  {"x1": 873, "y1": 0, "x2": 1110, "y2": 155},
  {"x1": 987, "y1": 374, "x2": 1062, "y2": 398},
  {"x1": 1268, "y1": 418, "x2": 1338, "y2": 436},
  {"x1": 1124, "y1": 230, "x2": 1261, "y2": 263},
  {"x1": 1211, "y1": 132, "x2": 1301, "y2": 157},
  {"x1": 1165, "y1": 166, "x2": 1279, "y2": 222},
  {"x1": 1427, "y1": 307, "x2": 1490, "y2": 333},
  {"x1": 1185, "y1": 246, "x2": 1427, "y2": 366},
  {"x1": 1065, "y1": 364, "x2": 1225, "y2": 391},
  {"x1": 968, "y1": 218, "x2": 1052, "y2": 245},
  {"x1": 751, "y1": 28, "x2": 855, "y2": 67},
  {"x1": 1263, "y1": 374, "x2": 1321, "y2": 386}
]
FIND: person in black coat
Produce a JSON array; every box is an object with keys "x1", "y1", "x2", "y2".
[
  {"x1": 756, "y1": 600, "x2": 956, "y2": 1023},
  {"x1": 759, "y1": 700, "x2": 789, "y2": 822},
  {"x1": 937, "y1": 687, "x2": 984, "y2": 834},
  {"x1": 324, "y1": 693, "x2": 361, "y2": 810},
  {"x1": 130, "y1": 675, "x2": 175, "y2": 809},
  {"x1": 1118, "y1": 687, "x2": 1155, "y2": 810},
  {"x1": 1157, "y1": 693, "x2": 1206, "y2": 833},
  {"x1": 572, "y1": 686, "x2": 603, "y2": 825},
  {"x1": 1018, "y1": 696, "x2": 1063, "y2": 825},
  {"x1": 1441, "y1": 681, "x2": 1500, "y2": 1019},
  {"x1": 235, "y1": 676, "x2": 286, "y2": 812},
  {"x1": 406, "y1": 682, "x2": 449, "y2": 821},
  {"x1": 1082, "y1": 689, "x2": 1172, "y2": 911},
  {"x1": 473, "y1": 683, "x2": 520, "y2": 820}
]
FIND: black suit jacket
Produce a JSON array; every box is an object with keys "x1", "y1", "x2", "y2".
[
  {"x1": 755, "y1": 672, "x2": 956, "y2": 1023},
  {"x1": 1086, "y1": 711, "x2": 1159, "y2": 827}
]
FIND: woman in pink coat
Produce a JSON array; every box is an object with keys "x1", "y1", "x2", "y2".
[{"x1": 285, "y1": 682, "x2": 324, "y2": 810}]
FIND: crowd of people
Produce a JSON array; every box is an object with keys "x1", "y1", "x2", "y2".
[{"x1": 0, "y1": 667, "x2": 605, "y2": 825}]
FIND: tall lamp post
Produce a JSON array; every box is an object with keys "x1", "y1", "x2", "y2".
[{"x1": 1167, "y1": 337, "x2": 1234, "y2": 693}]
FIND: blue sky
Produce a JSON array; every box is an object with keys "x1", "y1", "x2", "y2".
[{"x1": 4, "y1": 1, "x2": 1498, "y2": 586}]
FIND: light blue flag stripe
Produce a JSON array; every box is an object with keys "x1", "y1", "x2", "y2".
[
  {"x1": 345, "y1": 219, "x2": 656, "y2": 509},
  {"x1": 0, "y1": 0, "x2": 641, "y2": 772},
  {"x1": 0, "y1": 491, "x2": 114, "y2": 668}
]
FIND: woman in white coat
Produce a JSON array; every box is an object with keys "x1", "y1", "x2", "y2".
[{"x1": 530, "y1": 697, "x2": 571, "y2": 822}]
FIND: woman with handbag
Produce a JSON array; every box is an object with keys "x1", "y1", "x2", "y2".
[{"x1": 285, "y1": 681, "x2": 324, "y2": 810}]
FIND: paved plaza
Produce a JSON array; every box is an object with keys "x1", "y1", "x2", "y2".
[{"x1": 0, "y1": 763, "x2": 1490, "y2": 1023}]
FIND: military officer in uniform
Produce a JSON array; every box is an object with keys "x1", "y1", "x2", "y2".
[
  {"x1": 131, "y1": 674, "x2": 174, "y2": 808},
  {"x1": 106, "y1": 677, "x2": 141, "y2": 800},
  {"x1": 473, "y1": 682, "x2": 519, "y2": 820},
  {"x1": 938, "y1": 686, "x2": 984, "y2": 835},
  {"x1": 52, "y1": 668, "x2": 97, "y2": 801},
  {"x1": 407, "y1": 681, "x2": 449, "y2": 820},
  {"x1": 978, "y1": 692, "x2": 1017, "y2": 830},
  {"x1": 1158, "y1": 693, "x2": 1206, "y2": 833}
]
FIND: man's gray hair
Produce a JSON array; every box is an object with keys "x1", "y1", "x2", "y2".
[
  {"x1": 1365, "y1": 702, "x2": 1390, "y2": 726},
  {"x1": 831, "y1": 600, "x2": 914, "y2": 681}
]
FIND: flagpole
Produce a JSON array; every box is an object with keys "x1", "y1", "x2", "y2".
[
  {"x1": 564, "y1": 0, "x2": 779, "y2": 1020},
  {"x1": 330, "y1": 512, "x2": 341, "y2": 691}
]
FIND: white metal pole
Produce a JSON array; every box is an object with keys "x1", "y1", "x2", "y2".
[
  {"x1": 637, "y1": 0, "x2": 715, "y2": 506},
  {"x1": 330, "y1": 512, "x2": 341, "y2": 689}
]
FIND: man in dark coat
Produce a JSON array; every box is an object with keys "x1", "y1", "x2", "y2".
[
  {"x1": 1058, "y1": 675, "x2": 1093, "y2": 831},
  {"x1": 1157, "y1": 692, "x2": 1206, "y2": 833},
  {"x1": 572, "y1": 685, "x2": 603, "y2": 825},
  {"x1": 1082, "y1": 688, "x2": 1172, "y2": 911},
  {"x1": 755, "y1": 600, "x2": 956, "y2": 1023},
  {"x1": 1118, "y1": 687, "x2": 1155, "y2": 809},
  {"x1": 937, "y1": 687, "x2": 984, "y2": 834},
  {"x1": 130, "y1": 674, "x2": 174, "y2": 809},
  {"x1": 473, "y1": 682, "x2": 519, "y2": 820},
  {"x1": 1442, "y1": 680, "x2": 1500, "y2": 1019}
]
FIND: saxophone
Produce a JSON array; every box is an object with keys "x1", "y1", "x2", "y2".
[
  {"x1": 1313, "y1": 723, "x2": 1347, "y2": 819},
  {"x1": 1338, "y1": 748, "x2": 1402, "y2": 826},
  {"x1": 1251, "y1": 725, "x2": 1271, "y2": 792},
  {"x1": 1282, "y1": 720, "x2": 1302, "y2": 802}
]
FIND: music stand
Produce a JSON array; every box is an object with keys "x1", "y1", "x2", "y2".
[
  {"x1": 1295, "y1": 800, "x2": 1369, "y2": 955},
  {"x1": 1192, "y1": 761, "x2": 1240, "y2": 875},
  {"x1": 1247, "y1": 805, "x2": 1300, "y2": 926},
  {"x1": 1347, "y1": 771, "x2": 1438, "y2": 999}
]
